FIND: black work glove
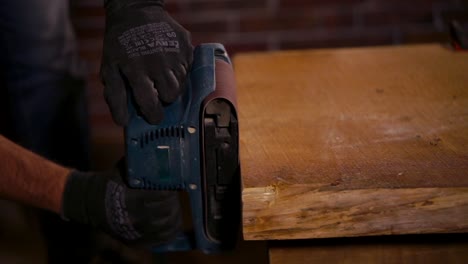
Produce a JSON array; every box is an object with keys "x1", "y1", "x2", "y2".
[
  {"x1": 101, "y1": 0, "x2": 193, "y2": 126},
  {"x1": 61, "y1": 160, "x2": 182, "y2": 245}
]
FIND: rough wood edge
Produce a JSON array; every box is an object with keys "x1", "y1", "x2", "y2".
[{"x1": 242, "y1": 185, "x2": 468, "y2": 240}]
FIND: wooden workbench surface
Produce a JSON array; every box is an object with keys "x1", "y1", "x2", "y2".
[{"x1": 235, "y1": 44, "x2": 468, "y2": 240}]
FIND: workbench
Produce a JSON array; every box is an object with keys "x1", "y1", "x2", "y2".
[{"x1": 235, "y1": 44, "x2": 468, "y2": 263}]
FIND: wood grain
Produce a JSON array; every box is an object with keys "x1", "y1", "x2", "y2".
[
  {"x1": 243, "y1": 185, "x2": 468, "y2": 240},
  {"x1": 234, "y1": 44, "x2": 468, "y2": 240}
]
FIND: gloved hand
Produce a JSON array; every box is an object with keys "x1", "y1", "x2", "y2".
[
  {"x1": 101, "y1": 0, "x2": 193, "y2": 126},
  {"x1": 61, "y1": 160, "x2": 182, "y2": 245}
]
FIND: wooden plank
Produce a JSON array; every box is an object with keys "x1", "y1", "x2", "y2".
[
  {"x1": 269, "y1": 235, "x2": 468, "y2": 264},
  {"x1": 235, "y1": 44, "x2": 468, "y2": 240},
  {"x1": 244, "y1": 186, "x2": 468, "y2": 240}
]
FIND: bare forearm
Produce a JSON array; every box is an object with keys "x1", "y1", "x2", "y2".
[{"x1": 0, "y1": 135, "x2": 70, "y2": 213}]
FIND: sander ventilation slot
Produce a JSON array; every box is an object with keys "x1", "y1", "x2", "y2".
[{"x1": 139, "y1": 126, "x2": 185, "y2": 147}]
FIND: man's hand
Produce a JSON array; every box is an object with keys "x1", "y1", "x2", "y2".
[
  {"x1": 61, "y1": 160, "x2": 182, "y2": 245},
  {"x1": 101, "y1": 0, "x2": 193, "y2": 126}
]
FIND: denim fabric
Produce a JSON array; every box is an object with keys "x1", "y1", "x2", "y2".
[
  {"x1": 0, "y1": 0, "x2": 90, "y2": 169},
  {"x1": 0, "y1": 0, "x2": 83, "y2": 76},
  {"x1": 0, "y1": 1, "x2": 93, "y2": 263},
  {"x1": 3, "y1": 67, "x2": 90, "y2": 170}
]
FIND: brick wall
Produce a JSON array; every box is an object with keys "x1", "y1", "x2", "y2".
[{"x1": 70, "y1": 0, "x2": 468, "y2": 150}]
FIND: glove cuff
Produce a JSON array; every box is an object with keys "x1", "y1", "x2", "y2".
[
  {"x1": 61, "y1": 170, "x2": 104, "y2": 225},
  {"x1": 105, "y1": 0, "x2": 164, "y2": 14}
]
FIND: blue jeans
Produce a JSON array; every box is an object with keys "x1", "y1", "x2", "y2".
[
  {"x1": 0, "y1": 1, "x2": 92, "y2": 263},
  {"x1": 0, "y1": 0, "x2": 90, "y2": 169}
]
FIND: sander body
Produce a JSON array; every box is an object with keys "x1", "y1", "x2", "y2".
[{"x1": 125, "y1": 43, "x2": 241, "y2": 253}]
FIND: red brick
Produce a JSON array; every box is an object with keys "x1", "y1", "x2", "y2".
[
  {"x1": 363, "y1": 12, "x2": 433, "y2": 27},
  {"x1": 440, "y1": 9, "x2": 468, "y2": 24},
  {"x1": 72, "y1": 17, "x2": 105, "y2": 32},
  {"x1": 71, "y1": 2, "x2": 179, "y2": 16},
  {"x1": 361, "y1": 5, "x2": 434, "y2": 26},
  {"x1": 191, "y1": 34, "x2": 229, "y2": 46},
  {"x1": 319, "y1": 12, "x2": 354, "y2": 28},
  {"x1": 71, "y1": 6, "x2": 105, "y2": 18},
  {"x1": 224, "y1": 43, "x2": 269, "y2": 55},
  {"x1": 78, "y1": 49, "x2": 102, "y2": 62},
  {"x1": 183, "y1": 20, "x2": 229, "y2": 34},
  {"x1": 71, "y1": 0, "x2": 101, "y2": 8},
  {"x1": 88, "y1": 114, "x2": 115, "y2": 127},
  {"x1": 403, "y1": 31, "x2": 449, "y2": 44},
  {"x1": 356, "y1": 0, "x2": 435, "y2": 12},
  {"x1": 240, "y1": 13, "x2": 318, "y2": 32},
  {"x1": 279, "y1": 32, "x2": 394, "y2": 50},
  {"x1": 75, "y1": 28, "x2": 105, "y2": 39},
  {"x1": 240, "y1": 9, "x2": 353, "y2": 32},
  {"x1": 280, "y1": 0, "x2": 363, "y2": 8},
  {"x1": 165, "y1": 2, "x2": 181, "y2": 14},
  {"x1": 184, "y1": 0, "x2": 266, "y2": 12}
]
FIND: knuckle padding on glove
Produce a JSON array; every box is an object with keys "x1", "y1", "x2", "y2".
[
  {"x1": 106, "y1": 180, "x2": 141, "y2": 241},
  {"x1": 158, "y1": 70, "x2": 180, "y2": 103},
  {"x1": 126, "y1": 74, "x2": 163, "y2": 121}
]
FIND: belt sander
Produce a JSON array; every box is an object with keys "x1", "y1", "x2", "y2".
[{"x1": 124, "y1": 43, "x2": 241, "y2": 253}]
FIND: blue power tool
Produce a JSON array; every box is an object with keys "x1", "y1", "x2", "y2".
[{"x1": 124, "y1": 43, "x2": 241, "y2": 253}]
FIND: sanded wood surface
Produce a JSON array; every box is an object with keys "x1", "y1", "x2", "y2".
[{"x1": 235, "y1": 44, "x2": 468, "y2": 240}]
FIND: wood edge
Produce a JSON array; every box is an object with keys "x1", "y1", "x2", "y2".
[{"x1": 242, "y1": 185, "x2": 468, "y2": 240}]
